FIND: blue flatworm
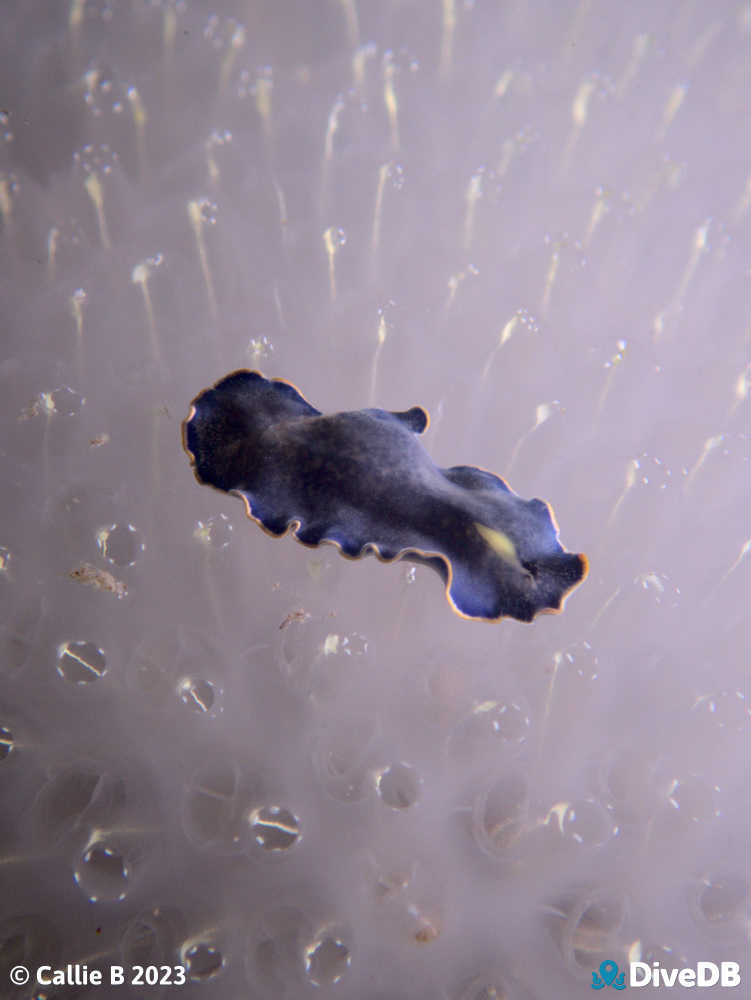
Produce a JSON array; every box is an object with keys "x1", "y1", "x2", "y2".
[{"x1": 183, "y1": 371, "x2": 588, "y2": 623}]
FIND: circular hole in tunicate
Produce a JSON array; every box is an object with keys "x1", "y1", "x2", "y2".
[
  {"x1": 276, "y1": 616, "x2": 312, "y2": 681},
  {"x1": 473, "y1": 772, "x2": 529, "y2": 856},
  {"x1": 558, "y1": 798, "x2": 617, "y2": 848},
  {"x1": 245, "y1": 906, "x2": 306, "y2": 991},
  {"x1": 32, "y1": 764, "x2": 122, "y2": 843},
  {"x1": 74, "y1": 840, "x2": 131, "y2": 902},
  {"x1": 121, "y1": 917, "x2": 159, "y2": 966},
  {"x1": 56, "y1": 640, "x2": 107, "y2": 683},
  {"x1": 449, "y1": 698, "x2": 530, "y2": 760},
  {"x1": 183, "y1": 942, "x2": 225, "y2": 980},
  {"x1": 558, "y1": 892, "x2": 627, "y2": 971},
  {"x1": 640, "y1": 944, "x2": 687, "y2": 971},
  {"x1": 275, "y1": 614, "x2": 370, "y2": 698},
  {"x1": 1, "y1": 593, "x2": 45, "y2": 677},
  {"x1": 600, "y1": 751, "x2": 655, "y2": 818},
  {"x1": 633, "y1": 571, "x2": 681, "y2": 611},
  {"x1": 313, "y1": 722, "x2": 378, "y2": 803},
  {"x1": 663, "y1": 774, "x2": 720, "y2": 827},
  {"x1": 177, "y1": 676, "x2": 216, "y2": 713},
  {"x1": 130, "y1": 630, "x2": 225, "y2": 713},
  {"x1": 0, "y1": 726, "x2": 13, "y2": 761},
  {"x1": 193, "y1": 513, "x2": 233, "y2": 550},
  {"x1": 551, "y1": 641, "x2": 600, "y2": 701},
  {"x1": 311, "y1": 630, "x2": 371, "y2": 702},
  {"x1": 96, "y1": 522, "x2": 145, "y2": 566},
  {"x1": 303, "y1": 932, "x2": 351, "y2": 986},
  {"x1": 377, "y1": 763, "x2": 420, "y2": 809},
  {"x1": 182, "y1": 762, "x2": 244, "y2": 853},
  {"x1": 121, "y1": 908, "x2": 184, "y2": 967},
  {"x1": 248, "y1": 805, "x2": 301, "y2": 851},
  {"x1": 694, "y1": 875, "x2": 749, "y2": 925},
  {"x1": 26, "y1": 385, "x2": 86, "y2": 418},
  {"x1": 185, "y1": 789, "x2": 236, "y2": 848},
  {"x1": 692, "y1": 690, "x2": 751, "y2": 734},
  {"x1": 0, "y1": 914, "x2": 60, "y2": 980},
  {"x1": 476, "y1": 698, "x2": 530, "y2": 742}
]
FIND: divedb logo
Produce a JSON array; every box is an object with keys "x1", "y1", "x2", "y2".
[{"x1": 591, "y1": 959, "x2": 742, "y2": 989}]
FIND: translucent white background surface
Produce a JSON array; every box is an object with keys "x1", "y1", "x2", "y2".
[{"x1": 1, "y1": 1, "x2": 750, "y2": 997}]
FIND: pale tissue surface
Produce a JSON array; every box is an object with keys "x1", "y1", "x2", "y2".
[{"x1": 1, "y1": 1, "x2": 750, "y2": 997}]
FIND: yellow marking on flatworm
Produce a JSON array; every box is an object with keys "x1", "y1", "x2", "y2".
[{"x1": 474, "y1": 523, "x2": 530, "y2": 579}]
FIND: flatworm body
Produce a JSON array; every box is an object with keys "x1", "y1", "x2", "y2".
[{"x1": 183, "y1": 371, "x2": 588, "y2": 623}]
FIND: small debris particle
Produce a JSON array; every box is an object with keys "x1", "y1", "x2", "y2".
[
  {"x1": 68, "y1": 562, "x2": 127, "y2": 598},
  {"x1": 415, "y1": 924, "x2": 439, "y2": 943},
  {"x1": 279, "y1": 608, "x2": 310, "y2": 630}
]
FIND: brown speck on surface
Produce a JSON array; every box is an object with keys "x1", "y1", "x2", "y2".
[
  {"x1": 68, "y1": 562, "x2": 127, "y2": 598},
  {"x1": 279, "y1": 608, "x2": 310, "y2": 630},
  {"x1": 414, "y1": 923, "x2": 439, "y2": 943},
  {"x1": 89, "y1": 433, "x2": 110, "y2": 447}
]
